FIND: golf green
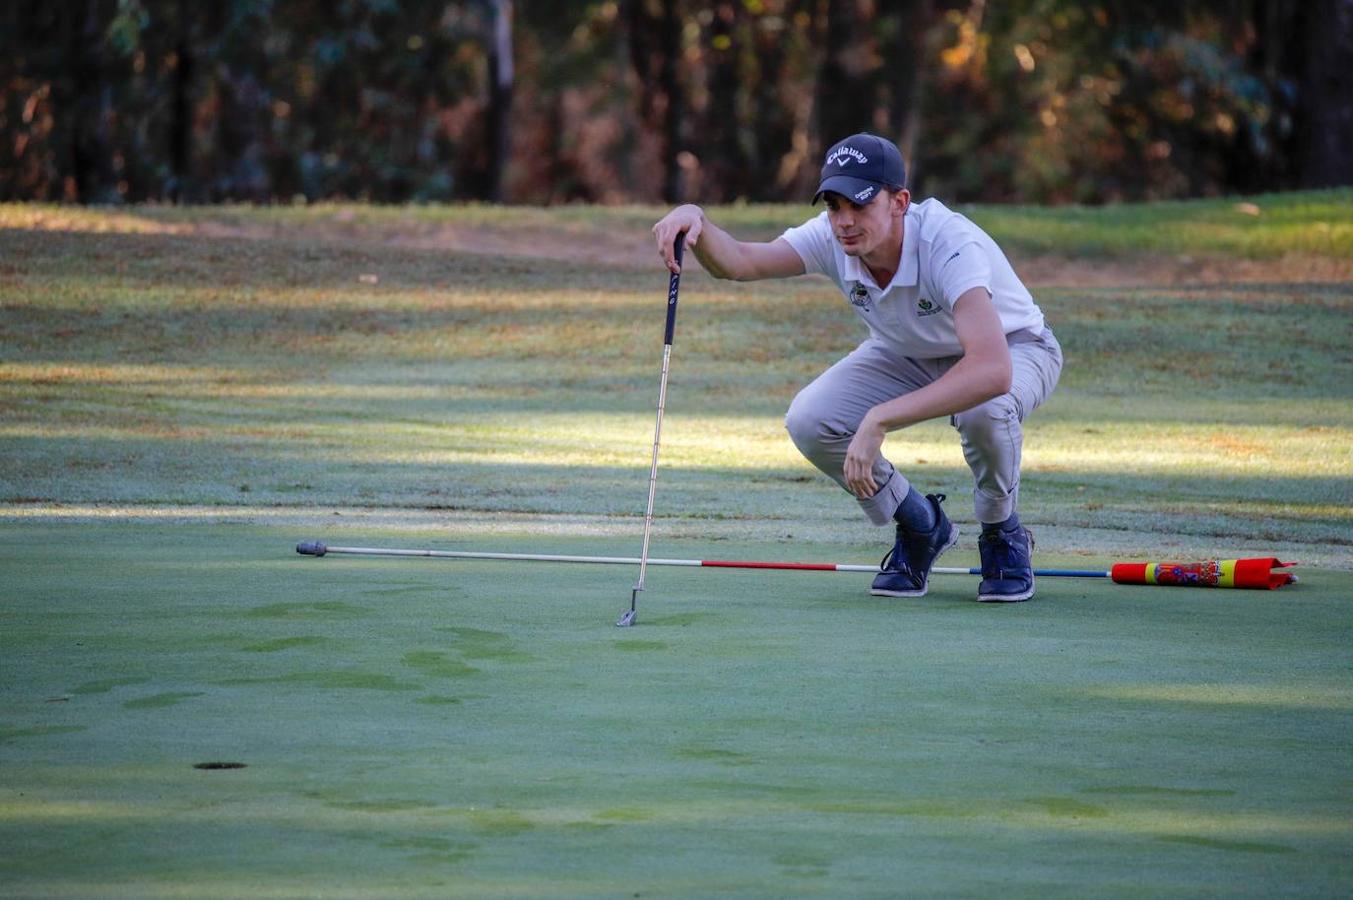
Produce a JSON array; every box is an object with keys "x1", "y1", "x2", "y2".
[{"x1": 3, "y1": 521, "x2": 1349, "y2": 896}]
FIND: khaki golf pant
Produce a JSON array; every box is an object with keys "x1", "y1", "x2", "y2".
[{"x1": 784, "y1": 328, "x2": 1063, "y2": 527}]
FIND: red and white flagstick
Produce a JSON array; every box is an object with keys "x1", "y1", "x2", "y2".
[
  {"x1": 294, "y1": 541, "x2": 1110, "y2": 579},
  {"x1": 296, "y1": 541, "x2": 1299, "y2": 588}
]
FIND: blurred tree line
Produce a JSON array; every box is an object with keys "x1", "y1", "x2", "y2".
[{"x1": 2, "y1": 0, "x2": 1349, "y2": 205}]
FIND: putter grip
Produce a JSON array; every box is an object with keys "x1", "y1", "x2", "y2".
[
  {"x1": 296, "y1": 540, "x2": 327, "y2": 556},
  {"x1": 664, "y1": 235, "x2": 684, "y2": 346}
]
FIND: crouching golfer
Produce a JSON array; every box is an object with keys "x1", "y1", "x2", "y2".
[{"x1": 651, "y1": 133, "x2": 1062, "y2": 601}]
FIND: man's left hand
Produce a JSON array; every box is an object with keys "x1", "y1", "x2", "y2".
[{"x1": 844, "y1": 413, "x2": 887, "y2": 498}]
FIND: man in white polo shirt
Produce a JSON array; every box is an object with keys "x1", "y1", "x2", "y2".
[{"x1": 651, "y1": 132, "x2": 1062, "y2": 602}]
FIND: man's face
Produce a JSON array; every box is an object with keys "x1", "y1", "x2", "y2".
[{"x1": 824, "y1": 189, "x2": 909, "y2": 258}]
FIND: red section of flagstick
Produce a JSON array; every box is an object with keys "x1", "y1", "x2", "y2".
[
  {"x1": 701, "y1": 560, "x2": 840, "y2": 571},
  {"x1": 1110, "y1": 563, "x2": 1150, "y2": 584},
  {"x1": 1235, "y1": 557, "x2": 1298, "y2": 589}
]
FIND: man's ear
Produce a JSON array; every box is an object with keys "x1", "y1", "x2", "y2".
[{"x1": 893, "y1": 189, "x2": 911, "y2": 217}]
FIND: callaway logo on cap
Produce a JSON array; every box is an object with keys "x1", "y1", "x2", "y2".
[
  {"x1": 813, "y1": 133, "x2": 906, "y2": 205},
  {"x1": 827, "y1": 145, "x2": 869, "y2": 167}
]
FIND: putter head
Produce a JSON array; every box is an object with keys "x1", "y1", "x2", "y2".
[{"x1": 616, "y1": 588, "x2": 640, "y2": 627}]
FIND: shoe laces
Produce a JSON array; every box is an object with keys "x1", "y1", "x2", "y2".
[
  {"x1": 878, "y1": 543, "x2": 915, "y2": 576},
  {"x1": 979, "y1": 527, "x2": 1033, "y2": 578}
]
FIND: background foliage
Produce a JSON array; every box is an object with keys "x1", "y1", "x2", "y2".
[{"x1": 2, "y1": 0, "x2": 1350, "y2": 205}]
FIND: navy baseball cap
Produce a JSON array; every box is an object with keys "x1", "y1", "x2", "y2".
[{"x1": 813, "y1": 133, "x2": 906, "y2": 204}]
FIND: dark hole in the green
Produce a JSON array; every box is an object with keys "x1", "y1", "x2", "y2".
[{"x1": 193, "y1": 762, "x2": 247, "y2": 770}]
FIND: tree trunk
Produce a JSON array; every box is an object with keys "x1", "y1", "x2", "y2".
[
  {"x1": 1298, "y1": 0, "x2": 1353, "y2": 187},
  {"x1": 813, "y1": 0, "x2": 880, "y2": 153},
  {"x1": 171, "y1": 0, "x2": 194, "y2": 203},
  {"x1": 658, "y1": 0, "x2": 684, "y2": 202},
  {"x1": 624, "y1": 0, "x2": 686, "y2": 203},
  {"x1": 485, "y1": 0, "x2": 514, "y2": 202},
  {"x1": 890, "y1": 0, "x2": 935, "y2": 192},
  {"x1": 214, "y1": 65, "x2": 269, "y2": 201},
  {"x1": 67, "y1": 0, "x2": 118, "y2": 203},
  {"x1": 702, "y1": 2, "x2": 744, "y2": 201},
  {"x1": 749, "y1": 9, "x2": 795, "y2": 199}
]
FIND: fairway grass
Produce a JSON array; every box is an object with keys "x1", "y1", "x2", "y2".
[{"x1": 2, "y1": 196, "x2": 1351, "y2": 894}]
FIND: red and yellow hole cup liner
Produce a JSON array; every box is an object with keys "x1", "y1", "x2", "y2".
[{"x1": 1110, "y1": 557, "x2": 1297, "y2": 590}]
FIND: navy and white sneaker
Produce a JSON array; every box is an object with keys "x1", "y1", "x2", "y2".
[
  {"x1": 870, "y1": 494, "x2": 959, "y2": 598},
  {"x1": 977, "y1": 526, "x2": 1035, "y2": 602}
]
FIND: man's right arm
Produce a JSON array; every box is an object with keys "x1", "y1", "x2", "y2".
[{"x1": 652, "y1": 204, "x2": 805, "y2": 281}]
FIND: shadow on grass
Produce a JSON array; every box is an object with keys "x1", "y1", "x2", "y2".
[{"x1": 1, "y1": 434, "x2": 1349, "y2": 548}]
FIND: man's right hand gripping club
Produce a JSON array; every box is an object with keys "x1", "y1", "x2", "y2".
[{"x1": 651, "y1": 204, "x2": 805, "y2": 282}]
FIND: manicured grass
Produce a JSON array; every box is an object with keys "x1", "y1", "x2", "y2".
[
  {"x1": 2, "y1": 522, "x2": 1351, "y2": 896},
  {"x1": 1, "y1": 196, "x2": 1351, "y2": 893},
  {"x1": 1, "y1": 207, "x2": 1348, "y2": 556},
  {"x1": 964, "y1": 189, "x2": 1353, "y2": 259}
]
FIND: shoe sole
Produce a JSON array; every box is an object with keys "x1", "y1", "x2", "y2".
[
  {"x1": 977, "y1": 572, "x2": 1035, "y2": 603},
  {"x1": 870, "y1": 525, "x2": 960, "y2": 598}
]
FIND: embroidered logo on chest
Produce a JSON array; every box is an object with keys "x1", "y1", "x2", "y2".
[
  {"x1": 848, "y1": 282, "x2": 872, "y2": 311},
  {"x1": 916, "y1": 297, "x2": 942, "y2": 317}
]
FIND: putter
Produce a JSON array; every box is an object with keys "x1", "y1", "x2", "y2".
[{"x1": 618, "y1": 234, "x2": 685, "y2": 627}]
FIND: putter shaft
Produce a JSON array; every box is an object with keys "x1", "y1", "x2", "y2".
[
  {"x1": 621, "y1": 235, "x2": 685, "y2": 626},
  {"x1": 633, "y1": 342, "x2": 672, "y2": 598}
]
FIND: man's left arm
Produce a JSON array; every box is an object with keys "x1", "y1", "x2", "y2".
[{"x1": 842, "y1": 288, "x2": 1012, "y2": 498}]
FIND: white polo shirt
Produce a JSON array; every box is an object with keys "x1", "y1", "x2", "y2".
[{"x1": 780, "y1": 198, "x2": 1045, "y2": 359}]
